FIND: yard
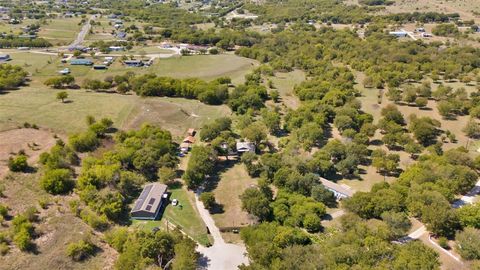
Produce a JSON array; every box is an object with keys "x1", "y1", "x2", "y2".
[
  {"x1": 211, "y1": 163, "x2": 257, "y2": 242},
  {"x1": 38, "y1": 18, "x2": 83, "y2": 45}
]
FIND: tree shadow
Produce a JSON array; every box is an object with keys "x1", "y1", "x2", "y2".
[{"x1": 197, "y1": 253, "x2": 211, "y2": 270}]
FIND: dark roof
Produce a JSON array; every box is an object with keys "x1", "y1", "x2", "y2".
[{"x1": 131, "y1": 183, "x2": 168, "y2": 214}]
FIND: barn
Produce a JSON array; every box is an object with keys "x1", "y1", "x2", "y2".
[{"x1": 130, "y1": 183, "x2": 168, "y2": 220}]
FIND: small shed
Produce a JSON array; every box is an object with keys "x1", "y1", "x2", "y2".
[
  {"x1": 183, "y1": 136, "x2": 196, "y2": 144},
  {"x1": 131, "y1": 183, "x2": 168, "y2": 220}
]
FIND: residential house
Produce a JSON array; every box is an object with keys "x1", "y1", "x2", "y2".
[
  {"x1": 70, "y1": 59, "x2": 93, "y2": 65},
  {"x1": 236, "y1": 141, "x2": 255, "y2": 154},
  {"x1": 319, "y1": 177, "x2": 355, "y2": 200},
  {"x1": 130, "y1": 183, "x2": 168, "y2": 220},
  {"x1": 389, "y1": 31, "x2": 408, "y2": 38},
  {"x1": 124, "y1": 60, "x2": 143, "y2": 67}
]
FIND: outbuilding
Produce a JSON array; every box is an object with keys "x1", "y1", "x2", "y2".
[
  {"x1": 131, "y1": 183, "x2": 168, "y2": 220},
  {"x1": 70, "y1": 59, "x2": 93, "y2": 66},
  {"x1": 319, "y1": 177, "x2": 355, "y2": 200},
  {"x1": 93, "y1": 65, "x2": 108, "y2": 70},
  {"x1": 124, "y1": 60, "x2": 143, "y2": 67}
]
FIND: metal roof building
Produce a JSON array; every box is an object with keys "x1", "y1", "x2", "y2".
[
  {"x1": 131, "y1": 183, "x2": 168, "y2": 220},
  {"x1": 319, "y1": 177, "x2": 355, "y2": 200}
]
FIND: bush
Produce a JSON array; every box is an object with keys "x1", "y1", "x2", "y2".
[
  {"x1": 66, "y1": 239, "x2": 96, "y2": 261},
  {"x1": 0, "y1": 242, "x2": 9, "y2": 255},
  {"x1": 199, "y1": 192, "x2": 216, "y2": 210},
  {"x1": 438, "y1": 237, "x2": 449, "y2": 249},
  {"x1": 8, "y1": 155, "x2": 28, "y2": 172},
  {"x1": 40, "y1": 168, "x2": 74, "y2": 194},
  {"x1": 80, "y1": 209, "x2": 109, "y2": 231},
  {"x1": 69, "y1": 131, "x2": 100, "y2": 152},
  {"x1": 13, "y1": 228, "x2": 33, "y2": 251},
  {"x1": 0, "y1": 204, "x2": 8, "y2": 217}
]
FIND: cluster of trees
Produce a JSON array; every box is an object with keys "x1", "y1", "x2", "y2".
[
  {"x1": 237, "y1": 27, "x2": 480, "y2": 88},
  {"x1": 432, "y1": 23, "x2": 460, "y2": 37},
  {"x1": 38, "y1": 139, "x2": 78, "y2": 195},
  {"x1": 344, "y1": 147, "x2": 479, "y2": 238},
  {"x1": 69, "y1": 116, "x2": 114, "y2": 152},
  {"x1": 106, "y1": 227, "x2": 197, "y2": 270},
  {"x1": 100, "y1": 73, "x2": 231, "y2": 105},
  {"x1": 0, "y1": 37, "x2": 51, "y2": 48},
  {"x1": 44, "y1": 75, "x2": 75, "y2": 89},
  {"x1": 241, "y1": 213, "x2": 439, "y2": 269},
  {"x1": 0, "y1": 64, "x2": 28, "y2": 92}
]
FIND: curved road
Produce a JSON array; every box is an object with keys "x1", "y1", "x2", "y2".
[{"x1": 194, "y1": 190, "x2": 249, "y2": 270}]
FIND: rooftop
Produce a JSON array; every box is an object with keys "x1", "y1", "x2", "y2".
[
  {"x1": 131, "y1": 183, "x2": 168, "y2": 215},
  {"x1": 319, "y1": 177, "x2": 354, "y2": 197}
]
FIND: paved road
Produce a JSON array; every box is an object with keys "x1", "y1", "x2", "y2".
[
  {"x1": 194, "y1": 190, "x2": 249, "y2": 270},
  {"x1": 69, "y1": 15, "x2": 95, "y2": 48}
]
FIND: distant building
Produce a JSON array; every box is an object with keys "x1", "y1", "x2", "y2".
[
  {"x1": 58, "y1": 68, "x2": 70, "y2": 75},
  {"x1": 70, "y1": 59, "x2": 93, "y2": 65},
  {"x1": 415, "y1": 27, "x2": 425, "y2": 33},
  {"x1": 319, "y1": 177, "x2": 354, "y2": 200},
  {"x1": 131, "y1": 183, "x2": 168, "y2": 220},
  {"x1": 389, "y1": 31, "x2": 408, "y2": 38},
  {"x1": 93, "y1": 65, "x2": 108, "y2": 70},
  {"x1": 236, "y1": 141, "x2": 255, "y2": 154},
  {"x1": 124, "y1": 60, "x2": 143, "y2": 67},
  {"x1": 421, "y1": 32, "x2": 432, "y2": 38},
  {"x1": 0, "y1": 54, "x2": 11, "y2": 61},
  {"x1": 109, "y1": 46, "x2": 124, "y2": 51}
]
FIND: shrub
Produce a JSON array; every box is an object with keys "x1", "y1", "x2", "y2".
[
  {"x1": 40, "y1": 168, "x2": 73, "y2": 194},
  {"x1": 66, "y1": 239, "x2": 96, "y2": 261},
  {"x1": 0, "y1": 204, "x2": 8, "y2": 217},
  {"x1": 80, "y1": 209, "x2": 109, "y2": 231},
  {"x1": 0, "y1": 243, "x2": 9, "y2": 255},
  {"x1": 438, "y1": 237, "x2": 449, "y2": 249},
  {"x1": 8, "y1": 155, "x2": 28, "y2": 172},
  {"x1": 13, "y1": 228, "x2": 33, "y2": 251},
  {"x1": 69, "y1": 131, "x2": 100, "y2": 152}
]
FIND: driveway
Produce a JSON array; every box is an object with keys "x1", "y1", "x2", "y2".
[{"x1": 194, "y1": 190, "x2": 249, "y2": 270}]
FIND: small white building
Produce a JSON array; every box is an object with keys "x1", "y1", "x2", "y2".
[
  {"x1": 236, "y1": 141, "x2": 255, "y2": 154},
  {"x1": 319, "y1": 177, "x2": 355, "y2": 200}
]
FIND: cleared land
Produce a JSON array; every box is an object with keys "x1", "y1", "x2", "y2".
[
  {"x1": 269, "y1": 70, "x2": 305, "y2": 109},
  {"x1": 0, "y1": 173, "x2": 115, "y2": 270},
  {"x1": 38, "y1": 18, "x2": 83, "y2": 46},
  {"x1": 211, "y1": 163, "x2": 256, "y2": 242}
]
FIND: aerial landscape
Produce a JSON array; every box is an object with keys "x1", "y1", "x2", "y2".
[{"x1": 0, "y1": 0, "x2": 480, "y2": 269}]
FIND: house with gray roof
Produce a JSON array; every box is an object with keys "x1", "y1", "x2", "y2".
[
  {"x1": 131, "y1": 183, "x2": 168, "y2": 220},
  {"x1": 319, "y1": 177, "x2": 355, "y2": 200}
]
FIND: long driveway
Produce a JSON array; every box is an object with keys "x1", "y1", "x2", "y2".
[
  {"x1": 194, "y1": 190, "x2": 249, "y2": 270},
  {"x1": 69, "y1": 15, "x2": 95, "y2": 48}
]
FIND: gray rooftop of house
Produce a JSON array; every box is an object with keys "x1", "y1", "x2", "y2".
[
  {"x1": 319, "y1": 177, "x2": 355, "y2": 197},
  {"x1": 131, "y1": 183, "x2": 168, "y2": 214},
  {"x1": 236, "y1": 141, "x2": 255, "y2": 152}
]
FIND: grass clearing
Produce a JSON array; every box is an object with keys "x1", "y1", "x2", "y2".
[
  {"x1": 269, "y1": 70, "x2": 305, "y2": 109},
  {"x1": 38, "y1": 18, "x2": 82, "y2": 45},
  {"x1": 211, "y1": 163, "x2": 256, "y2": 241}
]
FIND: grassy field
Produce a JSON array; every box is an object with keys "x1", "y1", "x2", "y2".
[
  {"x1": 0, "y1": 84, "x2": 231, "y2": 138},
  {"x1": 211, "y1": 163, "x2": 256, "y2": 228},
  {"x1": 38, "y1": 18, "x2": 82, "y2": 45},
  {"x1": 269, "y1": 70, "x2": 305, "y2": 109}
]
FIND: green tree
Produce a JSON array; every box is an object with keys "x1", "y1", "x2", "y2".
[
  {"x1": 56, "y1": 91, "x2": 68, "y2": 103},
  {"x1": 240, "y1": 187, "x2": 272, "y2": 221},
  {"x1": 8, "y1": 154, "x2": 28, "y2": 172},
  {"x1": 40, "y1": 168, "x2": 73, "y2": 194},
  {"x1": 456, "y1": 227, "x2": 480, "y2": 260},
  {"x1": 199, "y1": 192, "x2": 216, "y2": 210},
  {"x1": 241, "y1": 122, "x2": 267, "y2": 145},
  {"x1": 66, "y1": 239, "x2": 96, "y2": 261},
  {"x1": 183, "y1": 146, "x2": 216, "y2": 188}
]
